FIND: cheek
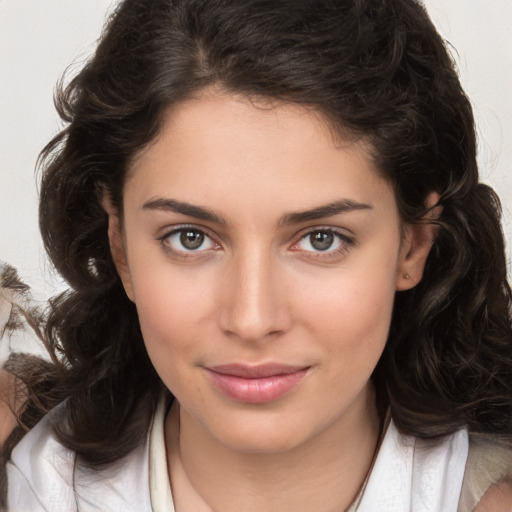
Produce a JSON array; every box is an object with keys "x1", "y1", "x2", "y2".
[
  {"x1": 134, "y1": 286, "x2": 204, "y2": 399},
  {"x1": 129, "y1": 269, "x2": 207, "y2": 368},
  {"x1": 306, "y1": 283, "x2": 394, "y2": 352},
  {"x1": 296, "y1": 248, "x2": 399, "y2": 360},
  {"x1": 130, "y1": 253, "x2": 213, "y2": 330},
  {"x1": 301, "y1": 279, "x2": 396, "y2": 409}
]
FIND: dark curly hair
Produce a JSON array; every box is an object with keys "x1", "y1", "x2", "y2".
[{"x1": 6, "y1": 0, "x2": 512, "y2": 468}]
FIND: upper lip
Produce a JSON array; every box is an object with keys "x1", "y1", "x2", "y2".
[{"x1": 207, "y1": 363, "x2": 309, "y2": 379}]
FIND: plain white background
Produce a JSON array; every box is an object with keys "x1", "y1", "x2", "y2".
[{"x1": 1, "y1": 0, "x2": 511, "y2": 300}]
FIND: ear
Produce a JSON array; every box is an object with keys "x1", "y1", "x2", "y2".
[
  {"x1": 101, "y1": 191, "x2": 135, "y2": 302},
  {"x1": 396, "y1": 192, "x2": 441, "y2": 291}
]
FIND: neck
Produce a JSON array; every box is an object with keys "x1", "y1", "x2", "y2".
[{"x1": 166, "y1": 385, "x2": 381, "y2": 512}]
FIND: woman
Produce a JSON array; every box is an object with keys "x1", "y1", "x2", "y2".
[{"x1": 3, "y1": 0, "x2": 512, "y2": 510}]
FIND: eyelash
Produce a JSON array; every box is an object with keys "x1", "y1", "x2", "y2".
[
  {"x1": 158, "y1": 225, "x2": 220, "y2": 258},
  {"x1": 158, "y1": 225, "x2": 355, "y2": 261},
  {"x1": 290, "y1": 228, "x2": 355, "y2": 260}
]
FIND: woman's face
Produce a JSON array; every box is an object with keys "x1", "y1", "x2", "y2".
[{"x1": 112, "y1": 92, "x2": 428, "y2": 453}]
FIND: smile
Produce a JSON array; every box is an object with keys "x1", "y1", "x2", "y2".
[{"x1": 205, "y1": 363, "x2": 310, "y2": 404}]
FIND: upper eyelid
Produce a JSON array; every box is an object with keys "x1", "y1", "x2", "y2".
[
  {"x1": 159, "y1": 226, "x2": 221, "y2": 257},
  {"x1": 157, "y1": 224, "x2": 354, "y2": 247},
  {"x1": 288, "y1": 226, "x2": 354, "y2": 252},
  {"x1": 159, "y1": 225, "x2": 220, "y2": 249},
  {"x1": 159, "y1": 224, "x2": 215, "y2": 239},
  {"x1": 294, "y1": 225, "x2": 354, "y2": 241}
]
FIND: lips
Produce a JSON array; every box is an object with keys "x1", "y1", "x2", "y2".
[{"x1": 205, "y1": 363, "x2": 309, "y2": 404}]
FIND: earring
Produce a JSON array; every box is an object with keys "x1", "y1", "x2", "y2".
[{"x1": 403, "y1": 273, "x2": 412, "y2": 281}]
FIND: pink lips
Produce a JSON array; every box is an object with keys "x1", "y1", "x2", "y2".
[{"x1": 206, "y1": 363, "x2": 309, "y2": 404}]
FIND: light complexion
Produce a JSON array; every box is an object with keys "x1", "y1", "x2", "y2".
[{"x1": 105, "y1": 92, "x2": 436, "y2": 512}]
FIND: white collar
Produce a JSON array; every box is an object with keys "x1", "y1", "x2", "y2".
[
  {"x1": 356, "y1": 420, "x2": 468, "y2": 512},
  {"x1": 149, "y1": 397, "x2": 469, "y2": 512},
  {"x1": 149, "y1": 394, "x2": 175, "y2": 512}
]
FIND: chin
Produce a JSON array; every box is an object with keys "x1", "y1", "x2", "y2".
[
  {"x1": 219, "y1": 427, "x2": 309, "y2": 455},
  {"x1": 206, "y1": 409, "x2": 318, "y2": 455}
]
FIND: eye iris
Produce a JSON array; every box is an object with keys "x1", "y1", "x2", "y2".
[
  {"x1": 180, "y1": 230, "x2": 204, "y2": 250},
  {"x1": 310, "y1": 231, "x2": 334, "y2": 251}
]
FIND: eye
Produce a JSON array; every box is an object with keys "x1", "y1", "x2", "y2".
[
  {"x1": 162, "y1": 227, "x2": 217, "y2": 253},
  {"x1": 294, "y1": 229, "x2": 351, "y2": 253}
]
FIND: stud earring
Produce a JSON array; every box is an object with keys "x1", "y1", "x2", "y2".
[{"x1": 403, "y1": 273, "x2": 412, "y2": 280}]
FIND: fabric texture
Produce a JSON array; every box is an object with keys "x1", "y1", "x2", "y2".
[
  {"x1": 149, "y1": 395, "x2": 175, "y2": 512},
  {"x1": 458, "y1": 433, "x2": 512, "y2": 511},
  {"x1": 3, "y1": 396, "x2": 489, "y2": 512},
  {"x1": 6, "y1": 384, "x2": 512, "y2": 511},
  {"x1": 349, "y1": 421, "x2": 468, "y2": 512},
  {"x1": 7, "y1": 404, "x2": 153, "y2": 512}
]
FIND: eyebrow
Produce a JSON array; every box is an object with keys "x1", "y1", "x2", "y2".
[
  {"x1": 142, "y1": 197, "x2": 372, "y2": 226},
  {"x1": 142, "y1": 198, "x2": 226, "y2": 225},
  {"x1": 278, "y1": 199, "x2": 372, "y2": 225}
]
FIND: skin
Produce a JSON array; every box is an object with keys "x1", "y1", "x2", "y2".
[
  {"x1": 1, "y1": 284, "x2": 26, "y2": 447},
  {"x1": 474, "y1": 480, "x2": 512, "y2": 512},
  {"x1": 106, "y1": 92, "x2": 436, "y2": 512},
  {"x1": 0, "y1": 371, "x2": 19, "y2": 446}
]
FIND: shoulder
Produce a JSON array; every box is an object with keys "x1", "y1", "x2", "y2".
[
  {"x1": 473, "y1": 480, "x2": 512, "y2": 512},
  {"x1": 459, "y1": 432, "x2": 512, "y2": 512},
  {"x1": 7, "y1": 404, "x2": 154, "y2": 511},
  {"x1": 7, "y1": 405, "x2": 75, "y2": 511}
]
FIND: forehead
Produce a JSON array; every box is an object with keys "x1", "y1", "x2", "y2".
[
  {"x1": 125, "y1": 92, "x2": 396, "y2": 220},
  {"x1": 129, "y1": 90, "x2": 374, "y2": 171}
]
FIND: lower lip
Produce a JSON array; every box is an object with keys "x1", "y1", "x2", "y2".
[{"x1": 206, "y1": 368, "x2": 309, "y2": 404}]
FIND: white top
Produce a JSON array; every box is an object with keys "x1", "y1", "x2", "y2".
[
  {"x1": 149, "y1": 395, "x2": 175, "y2": 511},
  {"x1": 7, "y1": 395, "x2": 476, "y2": 512},
  {"x1": 353, "y1": 420, "x2": 467, "y2": 512},
  {"x1": 7, "y1": 405, "x2": 154, "y2": 511}
]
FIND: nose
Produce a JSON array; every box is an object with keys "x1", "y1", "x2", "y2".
[{"x1": 218, "y1": 247, "x2": 291, "y2": 343}]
